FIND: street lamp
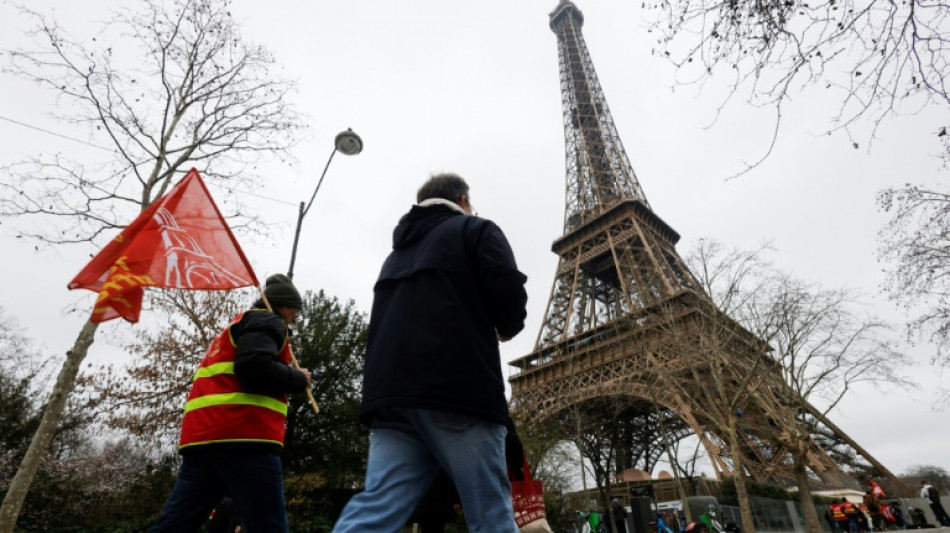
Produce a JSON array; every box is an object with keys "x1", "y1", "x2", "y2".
[{"x1": 287, "y1": 128, "x2": 363, "y2": 278}]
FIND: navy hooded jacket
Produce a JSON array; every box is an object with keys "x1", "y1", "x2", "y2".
[{"x1": 360, "y1": 203, "x2": 528, "y2": 425}]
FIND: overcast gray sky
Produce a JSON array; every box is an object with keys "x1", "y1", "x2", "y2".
[{"x1": 0, "y1": 0, "x2": 946, "y2": 479}]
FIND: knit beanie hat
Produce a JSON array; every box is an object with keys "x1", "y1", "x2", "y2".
[{"x1": 264, "y1": 273, "x2": 303, "y2": 309}]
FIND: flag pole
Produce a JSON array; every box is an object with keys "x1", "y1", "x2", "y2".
[{"x1": 259, "y1": 288, "x2": 320, "y2": 415}]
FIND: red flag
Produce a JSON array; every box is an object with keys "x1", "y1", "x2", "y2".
[
  {"x1": 69, "y1": 168, "x2": 259, "y2": 323},
  {"x1": 869, "y1": 478, "x2": 886, "y2": 497}
]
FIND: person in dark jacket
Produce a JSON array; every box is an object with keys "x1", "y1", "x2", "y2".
[
  {"x1": 611, "y1": 498, "x2": 628, "y2": 533},
  {"x1": 921, "y1": 480, "x2": 950, "y2": 526},
  {"x1": 332, "y1": 173, "x2": 528, "y2": 533},
  {"x1": 151, "y1": 274, "x2": 312, "y2": 533}
]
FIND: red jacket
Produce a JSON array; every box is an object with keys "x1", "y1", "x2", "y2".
[
  {"x1": 842, "y1": 501, "x2": 859, "y2": 517},
  {"x1": 831, "y1": 503, "x2": 846, "y2": 521}
]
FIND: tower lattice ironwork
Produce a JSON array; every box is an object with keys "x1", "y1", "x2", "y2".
[{"x1": 509, "y1": 0, "x2": 897, "y2": 489}]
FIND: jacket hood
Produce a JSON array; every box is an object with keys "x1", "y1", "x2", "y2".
[{"x1": 392, "y1": 204, "x2": 462, "y2": 250}]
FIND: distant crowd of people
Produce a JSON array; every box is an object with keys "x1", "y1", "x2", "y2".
[{"x1": 824, "y1": 478, "x2": 950, "y2": 532}]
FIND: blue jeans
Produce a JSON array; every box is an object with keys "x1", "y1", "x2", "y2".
[
  {"x1": 332, "y1": 408, "x2": 519, "y2": 533},
  {"x1": 847, "y1": 517, "x2": 859, "y2": 532},
  {"x1": 150, "y1": 448, "x2": 288, "y2": 532}
]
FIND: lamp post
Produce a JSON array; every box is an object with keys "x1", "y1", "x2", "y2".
[{"x1": 287, "y1": 128, "x2": 363, "y2": 278}]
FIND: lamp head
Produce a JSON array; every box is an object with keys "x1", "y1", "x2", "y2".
[{"x1": 335, "y1": 128, "x2": 363, "y2": 156}]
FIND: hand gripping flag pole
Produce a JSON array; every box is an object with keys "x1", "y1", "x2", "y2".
[{"x1": 259, "y1": 289, "x2": 320, "y2": 414}]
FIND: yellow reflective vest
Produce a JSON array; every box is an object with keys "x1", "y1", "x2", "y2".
[{"x1": 179, "y1": 311, "x2": 291, "y2": 449}]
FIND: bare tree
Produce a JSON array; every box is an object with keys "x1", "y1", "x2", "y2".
[
  {"x1": 570, "y1": 399, "x2": 626, "y2": 510},
  {"x1": 0, "y1": 0, "x2": 303, "y2": 245},
  {"x1": 0, "y1": 1, "x2": 305, "y2": 529},
  {"x1": 659, "y1": 239, "x2": 779, "y2": 533},
  {"x1": 0, "y1": 308, "x2": 54, "y2": 402},
  {"x1": 677, "y1": 239, "x2": 909, "y2": 532},
  {"x1": 0, "y1": 309, "x2": 53, "y2": 486},
  {"x1": 648, "y1": 0, "x2": 950, "y2": 172},
  {"x1": 733, "y1": 251, "x2": 908, "y2": 531},
  {"x1": 902, "y1": 465, "x2": 950, "y2": 492},
  {"x1": 666, "y1": 435, "x2": 708, "y2": 482},
  {"x1": 771, "y1": 278, "x2": 906, "y2": 529},
  {"x1": 645, "y1": 383, "x2": 703, "y2": 525},
  {"x1": 878, "y1": 185, "x2": 950, "y2": 373}
]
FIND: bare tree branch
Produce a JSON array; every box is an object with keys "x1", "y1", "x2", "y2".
[
  {"x1": 649, "y1": 0, "x2": 950, "y2": 168},
  {"x1": 684, "y1": 238, "x2": 910, "y2": 530},
  {"x1": 879, "y1": 184, "x2": 950, "y2": 370},
  {"x1": 0, "y1": 0, "x2": 306, "y2": 247}
]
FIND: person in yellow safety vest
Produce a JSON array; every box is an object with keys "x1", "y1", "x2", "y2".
[
  {"x1": 841, "y1": 498, "x2": 861, "y2": 533},
  {"x1": 828, "y1": 501, "x2": 848, "y2": 531},
  {"x1": 829, "y1": 501, "x2": 847, "y2": 533},
  {"x1": 151, "y1": 274, "x2": 312, "y2": 533}
]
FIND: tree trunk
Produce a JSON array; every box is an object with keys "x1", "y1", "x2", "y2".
[
  {"x1": 728, "y1": 423, "x2": 757, "y2": 533},
  {"x1": 0, "y1": 319, "x2": 98, "y2": 533},
  {"x1": 795, "y1": 457, "x2": 823, "y2": 533},
  {"x1": 599, "y1": 483, "x2": 611, "y2": 529},
  {"x1": 661, "y1": 418, "x2": 693, "y2": 524}
]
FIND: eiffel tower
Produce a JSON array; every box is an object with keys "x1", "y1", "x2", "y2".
[{"x1": 508, "y1": 0, "x2": 897, "y2": 489}]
